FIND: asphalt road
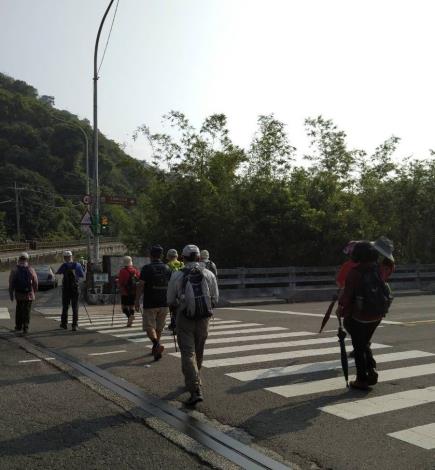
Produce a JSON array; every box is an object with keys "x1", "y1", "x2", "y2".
[{"x1": 1, "y1": 272, "x2": 435, "y2": 470}]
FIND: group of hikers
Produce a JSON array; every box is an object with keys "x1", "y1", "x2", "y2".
[
  {"x1": 116, "y1": 244, "x2": 219, "y2": 405},
  {"x1": 8, "y1": 235, "x2": 394, "y2": 403}
]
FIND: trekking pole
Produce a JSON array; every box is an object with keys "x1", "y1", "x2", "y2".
[
  {"x1": 81, "y1": 301, "x2": 92, "y2": 324},
  {"x1": 111, "y1": 283, "x2": 117, "y2": 327}
]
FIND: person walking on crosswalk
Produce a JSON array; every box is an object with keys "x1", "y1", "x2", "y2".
[
  {"x1": 167, "y1": 244, "x2": 219, "y2": 406},
  {"x1": 8, "y1": 252, "x2": 38, "y2": 335},
  {"x1": 338, "y1": 241, "x2": 392, "y2": 390},
  {"x1": 117, "y1": 256, "x2": 140, "y2": 327},
  {"x1": 56, "y1": 250, "x2": 85, "y2": 331},
  {"x1": 135, "y1": 245, "x2": 172, "y2": 361}
]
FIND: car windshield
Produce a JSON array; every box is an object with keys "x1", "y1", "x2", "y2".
[{"x1": 36, "y1": 266, "x2": 51, "y2": 273}]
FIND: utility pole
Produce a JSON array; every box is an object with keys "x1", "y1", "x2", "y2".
[
  {"x1": 92, "y1": 0, "x2": 115, "y2": 265},
  {"x1": 14, "y1": 181, "x2": 21, "y2": 241}
]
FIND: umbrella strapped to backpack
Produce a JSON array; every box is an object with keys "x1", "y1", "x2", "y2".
[{"x1": 81, "y1": 300, "x2": 92, "y2": 324}]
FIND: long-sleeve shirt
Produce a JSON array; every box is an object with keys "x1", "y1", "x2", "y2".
[
  {"x1": 9, "y1": 265, "x2": 38, "y2": 301},
  {"x1": 167, "y1": 262, "x2": 219, "y2": 312}
]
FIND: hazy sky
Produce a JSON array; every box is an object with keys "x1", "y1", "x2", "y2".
[{"x1": 1, "y1": 0, "x2": 435, "y2": 163}]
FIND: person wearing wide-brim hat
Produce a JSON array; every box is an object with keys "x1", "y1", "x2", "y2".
[{"x1": 372, "y1": 236, "x2": 395, "y2": 281}]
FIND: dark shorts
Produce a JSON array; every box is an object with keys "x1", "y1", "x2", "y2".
[{"x1": 121, "y1": 294, "x2": 135, "y2": 306}]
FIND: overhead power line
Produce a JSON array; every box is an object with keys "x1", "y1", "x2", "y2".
[{"x1": 98, "y1": 0, "x2": 120, "y2": 75}]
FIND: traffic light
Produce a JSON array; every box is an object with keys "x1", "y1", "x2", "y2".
[{"x1": 100, "y1": 216, "x2": 109, "y2": 234}]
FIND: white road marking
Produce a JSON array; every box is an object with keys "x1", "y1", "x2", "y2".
[
  {"x1": 388, "y1": 423, "x2": 435, "y2": 449},
  {"x1": 194, "y1": 336, "x2": 351, "y2": 356},
  {"x1": 209, "y1": 327, "x2": 286, "y2": 336},
  {"x1": 227, "y1": 351, "x2": 435, "y2": 382},
  {"x1": 320, "y1": 386, "x2": 435, "y2": 420},
  {"x1": 88, "y1": 350, "x2": 127, "y2": 356},
  {"x1": 19, "y1": 357, "x2": 55, "y2": 363},
  {"x1": 208, "y1": 323, "x2": 262, "y2": 330},
  {"x1": 193, "y1": 343, "x2": 391, "y2": 368},
  {"x1": 221, "y1": 307, "x2": 404, "y2": 325},
  {"x1": 0, "y1": 308, "x2": 10, "y2": 319},
  {"x1": 268, "y1": 363, "x2": 435, "y2": 398},
  {"x1": 159, "y1": 331, "x2": 317, "y2": 348}
]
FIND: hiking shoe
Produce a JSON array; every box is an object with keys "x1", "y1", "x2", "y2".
[
  {"x1": 185, "y1": 390, "x2": 204, "y2": 407},
  {"x1": 127, "y1": 315, "x2": 135, "y2": 327},
  {"x1": 60, "y1": 323, "x2": 67, "y2": 330},
  {"x1": 153, "y1": 343, "x2": 164, "y2": 361},
  {"x1": 71, "y1": 325, "x2": 78, "y2": 332},
  {"x1": 22, "y1": 328, "x2": 28, "y2": 336},
  {"x1": 367, "y1": 370, "x2": 379, "y2": 386},
  {"x1": 349, "y1": 380, "x2": 370, "y2": 391},
  {"x1": 14, "y1": 326, "x2": 21, "y2": 331}
]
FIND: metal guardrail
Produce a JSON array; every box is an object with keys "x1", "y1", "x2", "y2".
[
  {"x1": 217, "y1": 264, "x2": 435, "y2": 294},
  {"x1": 0, "y1": 238, "x2": 120, "y2": 252}
]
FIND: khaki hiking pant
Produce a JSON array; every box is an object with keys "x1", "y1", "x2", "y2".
[{"x1": 176, "y1": 312, "x2": 210, "y2": 393}]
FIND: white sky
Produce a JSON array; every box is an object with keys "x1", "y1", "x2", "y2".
[{"x1": 1, "y1": 0, "x2": 435, "y2": 163}]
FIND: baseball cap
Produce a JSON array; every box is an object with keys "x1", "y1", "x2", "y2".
[
  {"x1": 150, "y1": 244, "x2": 163, "y2": 257},
  {"x1": 182, "y1": 244, "x2": 200, "y2": 257},
  {"x1": 63, "y1": 250, "x2": 73, "y2": 257}
]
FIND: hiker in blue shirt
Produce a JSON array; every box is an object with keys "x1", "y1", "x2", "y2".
[{"x1": 56, "y1": 250, "x2": 84, "y2": 331}]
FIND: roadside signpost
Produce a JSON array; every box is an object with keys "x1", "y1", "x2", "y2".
[{"x1": 100, "y1": 195, "x2": 136, "y2": 207}]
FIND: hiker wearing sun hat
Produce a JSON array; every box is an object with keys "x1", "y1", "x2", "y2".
[{"x1": 372, "y1": 236, "x2": 395, "y2": 281}]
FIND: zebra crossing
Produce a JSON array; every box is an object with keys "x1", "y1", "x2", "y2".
[
  {"x1": 37, "y1": 306, "x2": 435, "y2": 450},
  {"x1": 0, "y1": 307, "x2": 10, "y2": 319}
]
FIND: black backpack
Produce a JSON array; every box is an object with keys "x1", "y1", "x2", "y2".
[
  {"x1": 14, "y1": 266, "x2": 32, "y2": 293},
  {"x1": 149, "y1": 263, "x2": 170, "y2": 291},
  {"x1": 63, "y1": 262, "x2": 78, "y2": 293},
  {"x1": 356, "y1": 265, "x2": 393, "y2": 316}
]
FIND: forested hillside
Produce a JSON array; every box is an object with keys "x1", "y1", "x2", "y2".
[
  {"x1": 1, "y1": 73, "x2": 434, "y2": 267},
  {"x1": 0, "y1": 72, "x2": 152, "y2": 241}
]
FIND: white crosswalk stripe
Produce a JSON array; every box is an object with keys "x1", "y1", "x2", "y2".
[
  {"x1": 0, "y1": 307, "x2": 10, "y2": 319},
  {"x1": 388, "y1": 423, "x2": 435, "y2": 449},
  {"x1": 266, "y1": 363, "x2": 435, "y2": 398},
  {"x1": 320, "y1": 386, "x2": 435, "y2": 420},
  {"x1": 226, "y1": 351, "x2": 435, "y2": 382},
  {"x1": 200, "y1": 343, "x2": 390, "y2": 368}
]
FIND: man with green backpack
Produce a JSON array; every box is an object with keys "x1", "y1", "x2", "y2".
[{"x1": 56, "y1": 251, "x2": 85, "y2": 331}]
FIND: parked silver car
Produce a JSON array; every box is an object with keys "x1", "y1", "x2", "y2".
[{"x1": 35, "y1": 265, "x2": 58, "y2": 290}]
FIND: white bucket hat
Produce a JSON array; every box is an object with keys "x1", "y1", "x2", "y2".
[
  {"x1": 372, "y1": 236, "x2": 394, "y2": 262},
  {"x1": 182, "y1": 244, "x2": 200, "y2": 257},
  {"x1": 63, "y1": 250, "x2": 73, "y2": 257}
]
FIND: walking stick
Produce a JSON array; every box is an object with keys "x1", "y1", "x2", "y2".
[
  {"x1": 111, "y1": 283, "x2": 117, "y2": 326},
  {"x1": 81, "y1": 301, "x2": 92, "y2": 324}
]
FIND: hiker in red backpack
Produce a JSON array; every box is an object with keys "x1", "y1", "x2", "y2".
[
  {"x1": 9, "y1": 252, "x2": 38, "y2": 335},
  {"x1": 117, "y1": 256, "x2": 140, "y2": 327},
  {"x1": 338, "y1": 241, "x2": 393, "y2": 390}
]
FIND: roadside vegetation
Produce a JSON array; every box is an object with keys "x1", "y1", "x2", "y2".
[{"x1": 1, "y1": 73, "x2": 434, "y2": 266}]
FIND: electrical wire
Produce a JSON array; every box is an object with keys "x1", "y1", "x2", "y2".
[{"x1": 98, "y1": 0, "x2": 120, "y2": 74}]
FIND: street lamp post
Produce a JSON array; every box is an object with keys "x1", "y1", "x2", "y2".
[
  {"x1": 51, "y1": 114, "x2": 91, "y2": 260},
  {"x1": 92, "y1": 0, "x2": 115, "y2": 265}
]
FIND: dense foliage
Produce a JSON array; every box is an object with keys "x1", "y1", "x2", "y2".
[
  {"x1": 0, "y1": 73, "x2": 152, "y2": 242},
  {"x1": 130, "y1": 112, "x2": 435, "y2": 266},
  {"x1": 1, "y1": 73, "x2": 434, "y2": 266}
]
